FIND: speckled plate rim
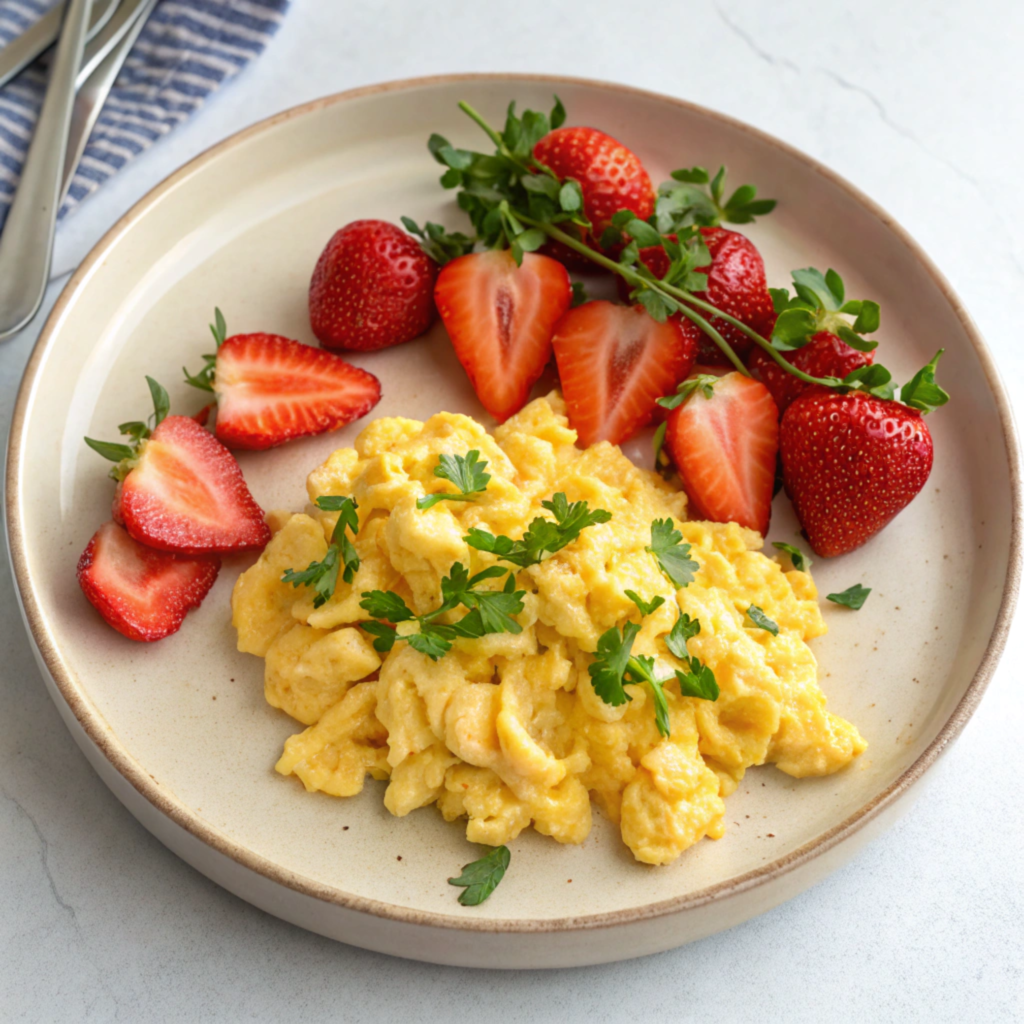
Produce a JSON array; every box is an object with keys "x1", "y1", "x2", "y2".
[{"x1": 6, "y1": 73, "x2": 1021, "y2": 935}]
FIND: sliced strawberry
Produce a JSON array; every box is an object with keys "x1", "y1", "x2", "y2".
[
  {"x1": 780, "y1": 390, "x2": 933, "y2": 557},
  {"x1": 434, "y1": 250, "x2": 572, "y2": 422},
  {"x1": 551, "y1": 301, "x2": 697, "y2": 447},
  {"x1": 211, "y1": 333, "x2": 381, "y2": 450},
  {"x1": 77, "y1": 521, "x2": 220, "y2": 642},
  {"x1": 120, "y1": 415, "x2": 270, "y2": 555},
  {"x1": 749, "y1": 330, "x2": 874, "y2": 414},
  {"x1": 665, "y1": 373, "x2": 779, "y2": 535}
]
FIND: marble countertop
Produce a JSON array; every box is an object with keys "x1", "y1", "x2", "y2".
[{"x1": 2, "y1": 1, "x2": 1022, "y2": 1020}]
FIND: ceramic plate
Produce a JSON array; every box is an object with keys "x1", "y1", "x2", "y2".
[{"x1": 6, "y1": 75, "x2": 1020, "y2": 969}]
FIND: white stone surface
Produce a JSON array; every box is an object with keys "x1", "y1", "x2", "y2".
[{"x1": 2, "y1": 0, "x2": 1023, "y2": 1019}]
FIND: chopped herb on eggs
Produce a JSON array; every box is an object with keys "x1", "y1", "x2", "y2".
[
  {"x1": 646, "y1": 518, "x2": 699, "y2": 588},
  {"x1": 590, "y1": 611, "x2": 718, "y2": 738},
  {"x1": 827, "y1": 584, "x2": 872, "y2": 610},
  {"x1": 448, "y1": 845, "x2": 510, "y2": 905},
  {"x1": 281, "y1": 496, "x2": 360, "y2": 608},
  {"x1": 772, "y1": 541, "x2": 811, "y2": 573},
  {"x1": 416, "y1": 449, "x2": 492, "y2": 510},
  {"x1": 625, "y1": 590, "x2": 666, "y2": 617},
  {"x1": 465, "y1": 492, "x2": 611, "y2": 568},
  {"x1": 359, "y1": 563, "x2": 526, "y2": 661},
  {"x1": 746, "y1": 604, "x2": 780, "y2": 635}
]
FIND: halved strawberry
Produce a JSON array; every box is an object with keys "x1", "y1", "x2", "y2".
[
  {"x1": 77, "y1": 521, "x2": 220, "y2": 642},
  {"x1": 209, "y1": 333, "x2": 381, "y2": 450},
  {"x1": 551, "y1": 301, "x2": 697, "y2": 447},
  {"x1": 664, "y1": 373, "x2": 780, "y2": 535},
  {"x1": 119, "y1": 415, "x2": 270, "y2": 555},
  {"x1": 434, "y1": 250, "x2": 572, "y2": 422}
]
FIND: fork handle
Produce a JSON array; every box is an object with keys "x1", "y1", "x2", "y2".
[{"x1": 0, "y1": 0, "x2": 93, "y2": 342}]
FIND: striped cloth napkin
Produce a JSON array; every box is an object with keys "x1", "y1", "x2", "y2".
[{"x1": 0, "y1": 0, "x2": 289, "y2": 237}]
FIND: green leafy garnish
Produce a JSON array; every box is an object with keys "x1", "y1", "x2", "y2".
[
  {"x1": 654, "y1": 165, "x2": 777, "y2": 233},
  {"x1": 84, "y1": 376, "x2": 171, "y2": 481},
  {"x1": 770, "y1": 268, "x2": 880, "y2": 354},
  {"x1": 646, "y1": 519, "x2": 699, "y2": 588},
  {"x1": 664, "y1": 611, "x2": 719, "y2": 701},
  {"x1": 465, "y1": 493, "x2": 611, "y2": 568},
  {"x1": 183, "y1": 308, "x2": 227, "y2": 393},
  {"x1": 401, "y1": 216, "x2": 476, "y2": 266},
  {"x1": 570, "y1": 280, "x2": 589, "y2": 307},
  {"x1": 772, "y1": 541, "x2": 811, "y2": 573},
  {"x1": 656, "y1": 373, "x2": 719, "y2": 411},
  {"x1": 827, "y1": 584, "x2": 872, "y2": 610},
  {"x1": 900, "y1": 349, "x2": 950, "y2": 414},
  {"x1": 448, "y1": 845, "x2": 510, "y2": 906},
  {"x1": 589, "y1": 613, "x2": 718, "y2": 737},
  {"x1": 746, "y1": 605, "x2": 780, "y2": 636},
  {"x1": 624, "y1": 591, "x2": 666, "y2": 617},
  {"x1": 281, "y1": 496, "x2": 361, "y2": 609},
  {"x1": 359, "y1": 563, "x2": 525, "y2": 661},
  {"x1": 417, "y1": 451, "x2": 492, "y2": 511}
]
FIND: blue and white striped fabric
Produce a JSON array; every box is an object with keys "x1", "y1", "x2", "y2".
[{"x1": 0, "y1": 0, "x2": 289, "y2": 237}]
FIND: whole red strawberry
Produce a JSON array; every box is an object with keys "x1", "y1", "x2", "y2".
[
  {"x1": 533, "y1": 127, "x2": 654, "y2": 258},
  {"x1": 750, "y1": 331, "x2": 874, "y2": 413},
  {"x1": 629, "y1": 227, "x2": 775, "y2": 365},
  {"x1": 780, "y1": 390, "x2": 934, "y2": 557},
  {"x1": 309, "y1": 219, "x2": 438, "y2": 351}
]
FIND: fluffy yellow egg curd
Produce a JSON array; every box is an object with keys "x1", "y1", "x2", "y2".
[{"x1": 232, "y1": 395, "x2": 866, "y2": 866}]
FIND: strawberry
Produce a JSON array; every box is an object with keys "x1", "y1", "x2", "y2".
[
  {"x1": 663, "y1": 373, "x2": 780, "y2": 535},
  {"x1": 749, "y1": 331, "x2": 874, "y2": 413},
  {"x1": 77, "y1": 521, "x2": 220, "y2": 642},
  {"x1": 434, "y1": 250, "x2": 572, "y2": 422},
  {"x1": 119, "y1": 415, "x2": 270, "y2": 555},
  {"x1": 201, "y1": 332, "x2": 380, "y2": 450},
  {"x1": 628, "y1": 227, "x2": 775, "y2": 366},
  {"x1": 551, "y1": 301, "x2": 697, "y2": 447},
  {"x1": 533, "y1": 127, "x2": 655, "y2": 260},
  {"x1": 309, "y1": 219, "x2": 438, "y2": 351},
  {"x1": 779, "y1": 390, "x2": 933, "y2": 557}
]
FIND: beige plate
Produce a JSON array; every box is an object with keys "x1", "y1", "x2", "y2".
[{"x1": 6, "y1": 75, "x2": 1021, "y2": 969}]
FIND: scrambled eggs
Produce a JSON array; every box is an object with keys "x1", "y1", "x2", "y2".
[{"x1": 232, "y1": 394, "x2": 866, "y2": 865}]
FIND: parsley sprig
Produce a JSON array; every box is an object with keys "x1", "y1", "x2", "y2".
[
  {"x1": 417, "y1": 450, "x2": 492, "y2": 510},
  {"x1": 466, "y1": 493, "x2": 611, "y2": 568},
  {"x1": 418, "y1": 98, "x2": 948, "y2": 413},
  {"x1": 359, "y1": 563, "x2": 526, "y2": 661},
  {"x1": 282, "y1": 496, "x2": 361, "y2": 609},
  {"x1": 84, "y1": 376, "x2": 171, "y2": 481},
  {"x1": 827, "y1": 584, "x2": 872, "y2": 610},
  {"x1": 448, "y1": 845, "x2": 510, "y2": 905},
  {"x1": 589, "y1": 611, "x2": 718, "y2": 738},
  {"x1": 772, "y1": 541, "x2": 811, "y2": 573}
]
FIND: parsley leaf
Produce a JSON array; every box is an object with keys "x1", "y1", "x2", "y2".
[
  {"x1": 655, "y1": 165, "x2": 776, "y2": 232},
  {"x1": 772, "y1": 541, "x2": 811, "y2": 573},
  {"x1": 588, "y1": 622, "x2": 639, "y2": 709},
  {"x1": 625, "y1": 591, "x2": 666, "y2": 617},
  {"x1": 827, "y1": 584, "x2": 872, "y2": 610},
  {"x1": 448, "y1": 845, "x2": 510, "y2": 906},
  {"x1": 631, "y1": 654, "x2": 672, "y2": 737},
  {"x1": 646, "y1": 519, "x2": 699, "y2": 588},
  {"x1": 417, "y1": 450, "x2": 492, "y2": 510},
  {"x1": 665, "y1": 611, "x2": 719, "y2": 702},
  {"x1": 746, "y1": 604, "x2": 780, "y2": 635},
  {"x1": 465, "y1": 493, "x2": 611, "y2": 568},
  {"x1": 282, "y1": 496, "x2": 360, "y2": 608}
]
